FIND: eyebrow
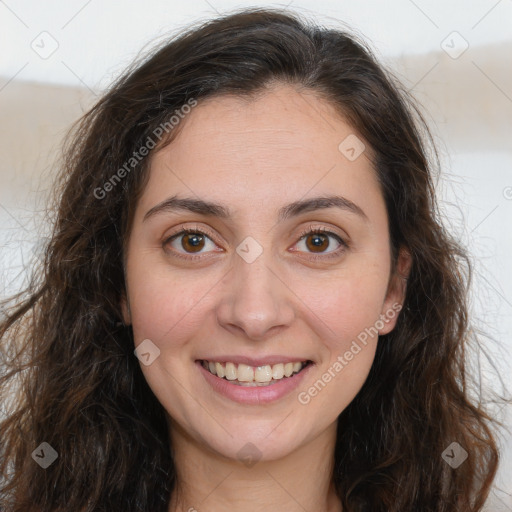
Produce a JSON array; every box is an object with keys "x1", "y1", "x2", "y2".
[{"x1": 143, "y1": 194, "x2": 369, "y2": 223}]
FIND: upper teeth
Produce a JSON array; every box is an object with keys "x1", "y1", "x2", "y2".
[{"x1": 202, "y1": 360, "x2": 307, "y2": 383}]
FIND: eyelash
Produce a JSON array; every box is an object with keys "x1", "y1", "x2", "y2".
[{"x1": 163, "y1": 224, "x2": 349, "y2": 261}]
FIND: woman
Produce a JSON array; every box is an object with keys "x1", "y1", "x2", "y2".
[{"x1": 0, "y1": 7, "x2": 502, "y2": 511}]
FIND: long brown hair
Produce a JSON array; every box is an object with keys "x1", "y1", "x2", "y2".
[{"x1": 0, "y1": 7, "x2": 502, "y2": 511}]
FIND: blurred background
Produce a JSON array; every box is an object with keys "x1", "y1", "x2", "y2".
[{"x1": 1, "y1": 0, "x2": 511, "y2": 508}]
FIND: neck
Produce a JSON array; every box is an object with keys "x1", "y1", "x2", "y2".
[{"x1": 167, "y1": 420, "x2": 342, "y2": 512}]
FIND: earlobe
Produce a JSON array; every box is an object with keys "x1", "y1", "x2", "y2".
[{"x1": 379, "y1": 246, "x2": 412, "y2": 335}]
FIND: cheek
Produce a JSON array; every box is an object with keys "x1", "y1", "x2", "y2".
[
  {"x1": 292, "y1": 259, "x2": 388, "y2": 410},
  {"x1": 297, "y1": 276, "x2": 381, "y2": 412},
  {"x1": 126, "y1": 258, "x2": 212, "y2": 346},
  {"x1": 299, "y1": 261, "x2": 390, "y2": 348}
]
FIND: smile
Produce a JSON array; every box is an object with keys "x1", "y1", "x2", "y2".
[{"x1": 200, "y1": 360, "x2": 312, "y2": 387}]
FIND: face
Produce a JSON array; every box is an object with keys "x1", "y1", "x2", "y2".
[{"x1": 122, "y1": 84, "x2": 409, "y2": 462}]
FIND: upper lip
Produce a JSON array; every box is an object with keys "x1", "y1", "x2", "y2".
[{"x1": 197, "y1": 356, "x2": 312, "y2": 367}]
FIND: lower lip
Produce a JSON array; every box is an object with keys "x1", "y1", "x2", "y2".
[{"x1": 196, "y1": 361, "x2": 314, "y2": 405}]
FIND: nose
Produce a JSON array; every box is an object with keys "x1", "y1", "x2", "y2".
[{"x1": 215, "y1": 248, "x2": 295, "y2": 341}]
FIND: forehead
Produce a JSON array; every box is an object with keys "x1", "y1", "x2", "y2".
[
  {"x1": 137, "y1": 84, "x2": 383, "y2": 224},
  {"x1": 163, "y1": 85, "x2": 359, "y2": 163}
]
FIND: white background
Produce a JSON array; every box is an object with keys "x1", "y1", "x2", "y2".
[{"x1": 1, "y1": 0, "x2": 511, "y2": 509}]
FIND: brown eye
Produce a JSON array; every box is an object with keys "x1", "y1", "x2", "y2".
[
  {"x1": 299, "y1": 229, "x2": 346, "y2": 253},
  {"x1": 295, "y1": 228, "x2": 346, "y2": 257},
  {"x1": 181, "y1": 232, "x2": 206, "y2": 253},
  {"x1": 163, "y1": 226, "x2": 348, "y2": 261},
  {"x1": 164, "y1": 228, "x2": 218, "y2": 258},
  {"x1": 304, "y1": 232, "x2": 330, "y2": 253}
]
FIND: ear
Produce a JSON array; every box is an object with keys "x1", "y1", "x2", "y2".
[
  {"x1": 121, "y1": 292, "x2": 132, "y2": 326},
  {"x1": 378, "y1": 246, "x2": 412, "y2": 335}
]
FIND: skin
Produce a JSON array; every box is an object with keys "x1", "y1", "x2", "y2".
[{"x1": 121, "y1": 84, "x2": 411, "y2": 512}]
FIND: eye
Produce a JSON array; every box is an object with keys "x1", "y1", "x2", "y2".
[
  {"x1": 293, "y1": 225, "x2": 348, "y2": 260},
  {"x1": 162, "y1": 224, "x2": 349, "y2": 261},
  {"x1": 163, "y1": 226, "x2": 219, "y2": 259}
]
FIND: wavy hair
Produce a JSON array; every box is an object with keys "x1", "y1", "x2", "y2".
[{"x1": 0, "y1": 7, "x2": 501, "y2": 511}]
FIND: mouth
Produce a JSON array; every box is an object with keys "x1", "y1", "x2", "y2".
[{"x1": 198, "y1": 359, "x2": 313, "y2": 387}]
